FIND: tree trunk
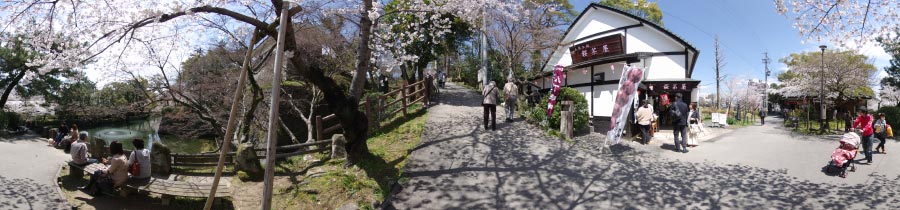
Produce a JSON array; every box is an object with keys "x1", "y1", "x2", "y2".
[
  {"x1": 282, "y1": 1, "x2": 371, "y2": 162},
  {"x1": 0, "y1": 68, "x2": 28, "y2": 109}
]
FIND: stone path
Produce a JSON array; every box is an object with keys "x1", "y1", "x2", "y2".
[
  {"x1": 386, "y1": 82, "x2": 900, "y2": 210},
  {"x1": 0, "y1": 134, "x2": 69, "y2": 210}
]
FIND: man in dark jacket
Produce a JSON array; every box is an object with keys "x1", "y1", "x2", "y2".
[
  {"x1": 670, "y1": 93, "x2": 690, "y2": 153},
  {"x1": 759, "y1": 109, "x2": 766, "y2": 125}
]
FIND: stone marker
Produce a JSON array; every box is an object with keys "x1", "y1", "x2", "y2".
[{"x1": 331, "y1": 134, "x2": 348, "y2": 160}]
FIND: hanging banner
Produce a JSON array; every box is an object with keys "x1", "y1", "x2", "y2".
[
  {"x1": 546, "y1": 65, "x2": 565, "y2": 118},
  {"x1": 607, "y1": 66, "x2": 644, "y2": 144}
]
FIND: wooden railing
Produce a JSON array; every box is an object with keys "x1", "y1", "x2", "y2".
[{"x1": 316, "y1": 78, "x2": 430, "y2": 141}]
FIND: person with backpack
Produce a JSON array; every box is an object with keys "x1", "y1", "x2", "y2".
[
  {"x1": 669, "y1": 93, "x2": 690, "y2": 153},
  {"x1": 874, "y1": 113, "x2": 890, "y2": 154},
  {"x1": 853, "y1": 108, "x2": 875, "y2": 164},
  {"x1": 483, "y1": 81, "x2": 499, "y2": 131},
  {"x1": 503, "y1": 76, "x2": 519, "y2": 122}
]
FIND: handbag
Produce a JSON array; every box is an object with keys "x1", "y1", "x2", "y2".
[
  {"x1": 888, "y1": 125, "x2": 894, "y2": 137},
  {"x1": 129, "y1": 153, "x2": 141, "y2": 176}
]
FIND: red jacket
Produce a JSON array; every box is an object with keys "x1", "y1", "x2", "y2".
[{"x1": 854, "y1": 114, "x2": 874, "y2": 137}]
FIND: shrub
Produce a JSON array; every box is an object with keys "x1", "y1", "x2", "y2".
[
  {"x1": 877, "y1": 106, "x2": 900, "y2": 129},
  {"x1": 529, "y1": 87, "x2": 589, "y2": 131}
]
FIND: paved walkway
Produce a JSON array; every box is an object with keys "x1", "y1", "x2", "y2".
[
  {"x1": 387, "y1": 82, "x2": 900, "y2": 209},
  {"x1": 0, "y1": 134, "x2": 69, "y2": 210}
]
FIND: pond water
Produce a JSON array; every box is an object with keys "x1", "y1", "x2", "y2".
[{"x1": 84, "y1": 117, "x2": 215, "y2": 154}]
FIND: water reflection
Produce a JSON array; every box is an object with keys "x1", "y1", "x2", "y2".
[{"x1": 85, "y1": 116, "x2": 211, "y2": 153}]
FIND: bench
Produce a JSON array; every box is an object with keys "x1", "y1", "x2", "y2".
[{"x1": 65, "y1": 162, "x2": 232, "y2": 205}]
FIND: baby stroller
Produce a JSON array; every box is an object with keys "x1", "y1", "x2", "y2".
[{"x1": 826, "y1": 132, "x2": 860, "y2": 178}]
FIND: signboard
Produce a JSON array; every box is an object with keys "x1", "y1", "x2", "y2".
[
  {"x1": 647, "y1": 82, "x2": 698, "y2": 92},
  {"x1": 607, "y1": 66, "x2": 644, "y2": 144},
  {"x1": 569, "y1": 34, "x2": 625, "y2": 64},
  {"x1": 546, "y1": 65, "x2": 565, "y2": 118}
]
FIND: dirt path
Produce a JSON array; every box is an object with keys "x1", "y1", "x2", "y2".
[
  {"x1": 386, "y1": 82, "x2": 900, "y2": 210},
  {"x1": 0, "y1": 134, "x2": 69, "y2": 210}
]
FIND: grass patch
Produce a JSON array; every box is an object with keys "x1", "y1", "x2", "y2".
[{"x1": 270, "y1": 111, "x2": 428, "y2": 209}]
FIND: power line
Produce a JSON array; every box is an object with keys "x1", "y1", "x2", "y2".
[{"x1": 658, "y1": 5, "x2": 765, "y2": 77}]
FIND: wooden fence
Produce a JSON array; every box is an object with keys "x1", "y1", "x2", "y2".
[{"x1": 316, "y1": 78, "x2": 430, "y2": 141}]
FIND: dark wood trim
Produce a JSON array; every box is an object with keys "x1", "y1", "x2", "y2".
[
  {"x1": 540, "y1": 79, "x2": 618, "y2": 92},
  {"x1": 624, "y1": 28, "x2": 628, "y2": 53},
  {"x1": 590, "y1": 65, "x2": 595, "y2": 116},
  {"x1": 684, "y1": 48, "x2": 690, "y2": 78},
  {"x1": 569, "y1": 24, "x2": 642, "y2": 45},
  {"x1": 565, "y1": 71, "x2": 568, "y2": 86}
]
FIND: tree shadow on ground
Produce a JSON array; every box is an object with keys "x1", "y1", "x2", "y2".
[
  {"x1": 385, "y1": 100, "x2": 900, "y2": 209},
  {"x1": 0, "y1": 175, "x2": 67, "y2": 209}
]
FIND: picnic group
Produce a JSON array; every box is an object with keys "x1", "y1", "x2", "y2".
[{"x1": 48, "y1": 123, "x2": 151, "y2": 196}]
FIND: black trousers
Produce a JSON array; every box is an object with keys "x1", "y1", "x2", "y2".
[
  {"x1": 876, "y1": 134, "x2": 887, "y2": 151},
  {"x1": 483, "y1": 104, "x2": 496, "y2": 130},
  {"x1": 639, "y1": 124, "x2": 651, "y2": 144}
]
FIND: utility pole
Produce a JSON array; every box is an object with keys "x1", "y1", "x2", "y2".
[
  {"x1": 762, "y1": 51, "x2": 770, "y2": 114},
  {"x1": 819, "y1": 45, "x2": 827, "y2": 132}
]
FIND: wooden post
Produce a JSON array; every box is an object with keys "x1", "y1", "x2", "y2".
[
  {"x1": 402, "y1": 81, "x2": 409, "y2": 117},
  {"x1": 365, "y1": 96, "x2": 374, "y2": 136},
  {"x1": 560, "y1": 101, "x2": 574, "y2": 139},
  {"x1": 316, "y1": 116, "x2": 324, "y2": 142},
  {"x1": 424, "y1": 78, "x2": 430, "y2": 106}
]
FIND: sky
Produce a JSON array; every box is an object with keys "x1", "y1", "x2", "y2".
[{"x1": 569, "y1": 0, "x2": 892, "y2": 95}]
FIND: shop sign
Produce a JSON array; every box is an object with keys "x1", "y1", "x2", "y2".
[
  {"x1": 569, "y1": 34, "x2": 624, "y2": 64},
  {"x1": 647, "y1": 82, "x2": 697, "y2": 92}
]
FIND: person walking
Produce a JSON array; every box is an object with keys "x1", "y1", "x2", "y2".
[
  {"x1": 687, "y1": 104, "x2": 700, "y2": 147},
  {"x1": 482, "y1": 81, "x2": 499, "y2": 131},
  {"x1": 670, "y1": 93, "x2": 690, "y2": 153},
  {"x1": 759, "y1": 108, "x2": 766, "y2": 125},
  {"x1": 874, "y1": 113, "x2": 890, "y2": 154},
  {"x1": 503, "y1": 77, "x2": 519, "y2": 122},
  {"x1": 635, "y1": 100, "x2": 654, "y2": 145},
  {"x1": 853, "y1": 108, "x2": 875, "y2": 164},
  {"x1": 844, "y1": 112, "x2": 853, "y2": 133}
]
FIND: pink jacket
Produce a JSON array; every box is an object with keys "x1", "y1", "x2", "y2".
[{"x1": 854, "y1": 114, "x2": 874, "y2": 137}]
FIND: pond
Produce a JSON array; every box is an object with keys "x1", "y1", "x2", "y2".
[{"x1": 84, "y1": 117, "x2": 216, "y2": 154}]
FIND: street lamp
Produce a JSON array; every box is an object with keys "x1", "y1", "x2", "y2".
[{"x1": 819, "y1": 45, "x2": 827, "y2": 132}]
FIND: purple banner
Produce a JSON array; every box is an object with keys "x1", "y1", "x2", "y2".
[{"x1": 546, "y1": 65, "x2": 564, "y2": 118}]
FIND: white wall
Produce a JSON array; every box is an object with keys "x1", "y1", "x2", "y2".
[
  {"x1": 593, "y1": 84, "x2": 618, "y2": 117},
  {"x1": 645, "y1": 55, "x2": 687, "y2": 80},
  {"x1": 626, "y1": 26, "x2": 683, "y2": 53}
]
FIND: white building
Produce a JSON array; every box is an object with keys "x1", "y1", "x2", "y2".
[{"x1": 531, "y1": 3, "x2": 700, "y2": 132}]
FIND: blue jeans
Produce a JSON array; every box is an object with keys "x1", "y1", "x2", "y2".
[
  {"x1": 862, "y1": 134, "x2": 874, "y2": 162},
  {"x1": 673, "y1": 125, "x2": 688, "y2": 151}
]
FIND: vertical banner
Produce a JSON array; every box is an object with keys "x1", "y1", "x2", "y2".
[
  {"x1": 546, "y1": 65, "x2": 565, "y2": 118},
  {"x1": 607, "y1": 66, "x2": 644, "y2": 144}
]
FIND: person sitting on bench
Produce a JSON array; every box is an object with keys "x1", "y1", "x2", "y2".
[
  {"x1": 127, "y1": 139, "x2": 152, "y2": 181},
  {"x1": 70, "y1": 133, "x2": 99, "y2": 166},
  {"x1": 79, "y1": 141, "x2": 128, "y2": 196}
]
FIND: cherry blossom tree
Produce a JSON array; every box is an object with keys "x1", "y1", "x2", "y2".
[
  {"x1": 777, "y1": 50, "x2": 877, "y2": 109},
  {"x1": 775, "y1": 0, "x2": 900, "y2": 46},
  {"x1": 0, "y1": 0, "x2": 522, "y2": 162}
]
